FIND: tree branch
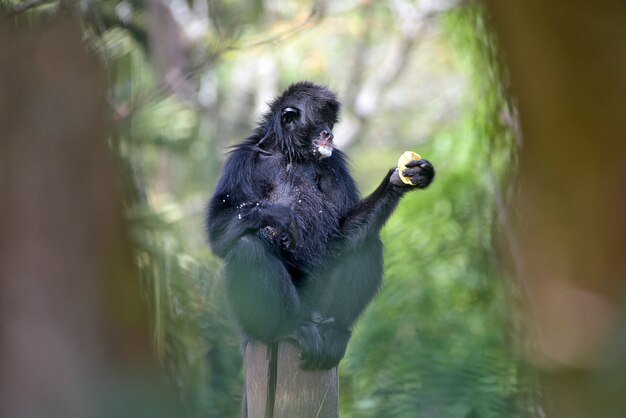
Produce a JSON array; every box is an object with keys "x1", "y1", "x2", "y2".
[{"x1": 6, "y1": 0, "x2": 57, "y2": 16}]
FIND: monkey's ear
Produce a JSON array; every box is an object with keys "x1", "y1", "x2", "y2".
[{"x1": 281, "y1": 107, "x2": 300, "y2": 125}]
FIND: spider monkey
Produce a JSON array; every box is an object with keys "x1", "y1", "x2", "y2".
[{"x1": 206, "y1": 81, "x2": 434, "y2": 369}]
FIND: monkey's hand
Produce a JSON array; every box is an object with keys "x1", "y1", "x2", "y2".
[
  {"x1": 258, "y1": 204, "x2": 299, "y2": 251},
  {"x1": 390, "y1": 159, "x2": 435, "y2": 189}
]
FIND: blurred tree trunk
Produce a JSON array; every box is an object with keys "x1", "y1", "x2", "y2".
[
  {"x1": 0, "y1": 18, "x2": 167, "y2": 418},
  {"x1": 485, "y1": 1, "x2": 626, "y2": 417}
]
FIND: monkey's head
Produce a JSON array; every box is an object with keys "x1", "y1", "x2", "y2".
[{"x1": 258, "y1": 81, "x2": 340, "y2": 162}]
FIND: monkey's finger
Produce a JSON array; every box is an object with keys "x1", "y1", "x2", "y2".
[
  {"x1": 300, "y1": 353, "x2": 322, "y2": 370},
  {"x1": 300, "y1": 354, "x2": 312, "y2": 369},
  {"x1": 410, "y1": 175, "x2": 422, "y2": 184},
  {"x1": 280, "y1": 233, "x2": 295, "y2": 250},
  {"x1": 299, "y1": 348, "x2": 314, "y2": 369},
  {"x1": 406, "y1": 159, "x2": 432, "y2": 168},
  {"x1": 404, "y1": 159, "x2": 422, "y2": 168},
  {"x1": 402, "y1": 168, "x2": 422, "y2": 178}
]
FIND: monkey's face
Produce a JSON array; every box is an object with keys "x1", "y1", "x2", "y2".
[
  {"x1": 267, "y1": 82, "x2": 340, "y2": 162},
  {"x1": 281, "y1": 106, "x2": 335, "y2": 160}
]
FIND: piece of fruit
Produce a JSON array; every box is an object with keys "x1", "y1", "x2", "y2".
[{"x1": 397, "y1": 151, "x2": 422, "y2": 185}]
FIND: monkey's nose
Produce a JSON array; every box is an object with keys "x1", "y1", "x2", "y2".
[{"x1": 321, "y1": 130, "x2": 334, "y2": 142}]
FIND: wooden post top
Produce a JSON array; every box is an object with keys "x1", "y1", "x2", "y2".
[{"x1": 244, "y1": 340, "x2": 338, "y2": 418}]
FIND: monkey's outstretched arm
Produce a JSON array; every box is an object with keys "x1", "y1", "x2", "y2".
[
  {"x1": 339, "y1": 169, "x2": 403, "y2": 245},
  {"x1": 340, "y1": 159, "x2": 434, "y2": 246}
]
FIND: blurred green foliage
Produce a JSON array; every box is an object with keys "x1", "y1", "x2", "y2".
[
  {"x1": 341, "y1": 9, "x2": 529, "y2": 416},
  {"x1": 3, "y1": 0, "x2": 538, "y2": 416}
]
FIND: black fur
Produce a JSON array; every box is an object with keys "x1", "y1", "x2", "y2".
[{"x1": 206, "y1": 81, "x2": 434, "y2": 369}]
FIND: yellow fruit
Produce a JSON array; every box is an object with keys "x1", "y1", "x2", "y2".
[{"x1": 397, "y1": 151, "x2": 422, "y2": 185}]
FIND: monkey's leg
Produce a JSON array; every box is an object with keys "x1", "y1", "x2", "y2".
[
  {"x1": 298, "y1": 238, "x2": 384, "y2": 370},
  {"x1": 224, "y1": 235, "x2": 300, "y2": 341}
]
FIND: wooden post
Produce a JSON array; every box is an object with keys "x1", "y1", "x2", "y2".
[{"x1": 244, "y1": 341, "x2": 338, "y2": 418}]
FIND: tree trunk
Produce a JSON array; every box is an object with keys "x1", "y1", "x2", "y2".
[
  {"x1": 0, "y1": 17, "x2": 167, "y2": 418},
  {"x1": 485, "y1": 1, "x2": 626, "y2": 417}
]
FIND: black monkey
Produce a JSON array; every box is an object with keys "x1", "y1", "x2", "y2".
[{"x1": 206, "y1": 81, "x2": 434, "y2": 370}]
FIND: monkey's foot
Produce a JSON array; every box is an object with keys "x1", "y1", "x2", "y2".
[{"x1": 295, "y1": 323, "x2": 350, "y2": 370}]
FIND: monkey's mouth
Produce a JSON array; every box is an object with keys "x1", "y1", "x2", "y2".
[
  {"x1": 313, "y1": 129, "x2": 334, "y2": 159},
  {"x1": 314, "y1": 140, "x2": 333, "y2": 159}
]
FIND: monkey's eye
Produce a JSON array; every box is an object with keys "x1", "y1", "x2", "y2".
[{"x1": 281, "y1": 107, "x2": 300, "y2": 125}]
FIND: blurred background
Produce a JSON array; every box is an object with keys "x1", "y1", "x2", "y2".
[{"x1": 1, "y1": 0, "x2": 624, "y2": 417}]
